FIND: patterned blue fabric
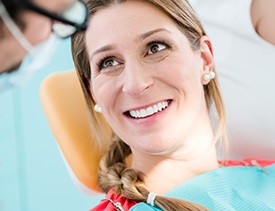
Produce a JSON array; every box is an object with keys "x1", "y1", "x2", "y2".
[{"x1": 130, "y1": 165, "x2": 275, "y2": 211}]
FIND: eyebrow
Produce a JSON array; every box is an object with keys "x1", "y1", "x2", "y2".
[
  {"x1": 90, "y1": 28, "x2": 169, "y2": 60},
  {"x1": 138, "y1": 28, "x2": 169, "y2": 41},
  {"x1": 90, "y1": 45, "x2": 114, "y2": 60}
]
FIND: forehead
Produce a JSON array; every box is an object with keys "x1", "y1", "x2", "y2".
[
  {"x1": 85, "y1": 1, "x2": 181, "y2": 50},
  {"x1": 32, "y1": 0, "x2": 76, "y2": 12}
]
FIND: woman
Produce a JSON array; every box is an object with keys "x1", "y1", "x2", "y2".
[{"x1": 71, "y1": 0, "x2": 275, "y2": 210}]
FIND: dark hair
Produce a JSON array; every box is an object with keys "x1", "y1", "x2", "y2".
[{"x1": 1, "y1": 0, "x2": 26, "y2": 30}]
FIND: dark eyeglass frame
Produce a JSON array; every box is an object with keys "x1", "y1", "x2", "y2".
[{"x1": 15, "y1": 0, "x2": 89, "y2": 36}]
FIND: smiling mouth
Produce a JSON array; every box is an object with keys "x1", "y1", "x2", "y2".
[{"x1": 126, "y1": 100, "x2": 171, "y2": 119}]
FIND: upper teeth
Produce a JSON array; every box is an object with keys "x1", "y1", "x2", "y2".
[{"x1": 129, "y1": 101, "x2": 169, "y2": 118}]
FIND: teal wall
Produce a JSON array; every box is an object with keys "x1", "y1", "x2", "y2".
[{"x1": 0, "y1": 39, "x2": 102, "y2": 211}]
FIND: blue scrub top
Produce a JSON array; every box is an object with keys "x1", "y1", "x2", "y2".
[{"x1": 130, "y1": 165, "x2": 275, "y2": 211}]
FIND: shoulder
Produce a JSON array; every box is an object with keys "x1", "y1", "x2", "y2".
[
  {"x1": 251, "y1": 0, "x2": 275, "y2": 45},
  {"x1": 89, "y1": 189, "x2": 138, "y2": 211},
  {"x1": 221, "y1": 158, "x2": 275, "y2": 167}
]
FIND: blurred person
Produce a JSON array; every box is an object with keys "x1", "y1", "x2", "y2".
[{"x1": 0, "y1": 0, "x2": 88, "y2": 92}]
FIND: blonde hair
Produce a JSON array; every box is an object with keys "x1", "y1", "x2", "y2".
[{"x1": 71, "y1": 0, "x2": 227, "y2": 210}]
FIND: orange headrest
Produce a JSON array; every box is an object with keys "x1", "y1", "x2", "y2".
[{"x1": 40, "y1": 70, "x2": 102, "y2": 193}]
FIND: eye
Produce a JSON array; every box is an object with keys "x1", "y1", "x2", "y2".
[
  {"x1": 97, "y1": 57, "x2": 120, "y2": 70},
  {"x1": 147, "y1": 42, "x2": 168, "y2": 55}
]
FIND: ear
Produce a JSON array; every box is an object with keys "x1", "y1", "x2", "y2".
[
  {"x1": 200, "y1": 36, "x2": 214, "y2": 71},
  {"x1": 199, "y1": 36, "x2": 214, "y2": 84}
]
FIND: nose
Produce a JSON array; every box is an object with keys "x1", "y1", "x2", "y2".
[{"x1": 122, "y1": 61, "x2": 154, "y2": 96}]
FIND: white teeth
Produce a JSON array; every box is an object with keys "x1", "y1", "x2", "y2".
[
  {"x1": 158, "y1": 102, "x2": 163, "y2": 111},
  {"x1": 129, "y1": 100, "x2": 169, "y2": 118},
  {"x1": 153, "y1": 104, "x2": 158, "y2": 113},
  {"x1": 129, "y1": 110, "x2": 137, "y2": 118},
  {"x1": 146, "y1": 106, "x2": 154, "y2": 116},
  {"x1": 140, "y1": 109, "x2": 147, "y2": 117}
]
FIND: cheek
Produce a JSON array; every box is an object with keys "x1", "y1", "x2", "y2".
[
  {"x1": 159, "y1": 58, "x2": 204, "y2": 105},
  {"x1": 159, "y1": 57, "x2": 200, "y2": 86},
  {"x1": 92, "y1": 76, "x2": 116, "y2": 107},
  {"x1": 23, "y1": 14, "x2": 52, "y2": 45},
  {"x1": 0, "y1": 36, "x2": 26, "y2": 73}
]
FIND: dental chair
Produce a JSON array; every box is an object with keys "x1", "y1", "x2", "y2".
[{"x1": 40, "y1": 70, "x2": 105, "y2": 195}]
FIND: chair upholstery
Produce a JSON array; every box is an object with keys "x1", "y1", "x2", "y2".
[{"x1": 40, "y1": 70, "x2": 102, "y2": 193}]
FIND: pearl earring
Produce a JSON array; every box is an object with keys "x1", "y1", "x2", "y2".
[
  {"x1": 94, "y1": 104, "x2": 102, "y2": 113},
  {"x1": 203, "y1": 71, "x2": 215, "y2": 81}
]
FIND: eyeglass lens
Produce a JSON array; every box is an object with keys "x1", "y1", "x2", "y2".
[{"x1": 52, "y1": 1, "x2": 87, "y2": 38}]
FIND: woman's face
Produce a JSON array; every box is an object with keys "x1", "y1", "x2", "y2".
[{"x1": 86, "y1": 1, "x2": 214, "y2": 155}]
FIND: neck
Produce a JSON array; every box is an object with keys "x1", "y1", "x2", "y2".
[{"x1": 131, "y1": 144, "x2": 219, "y2": 195}]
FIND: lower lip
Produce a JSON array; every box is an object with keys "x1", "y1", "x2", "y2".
[{"x1": 125, "y1": 101, "x2": 172, "y2": 126}]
